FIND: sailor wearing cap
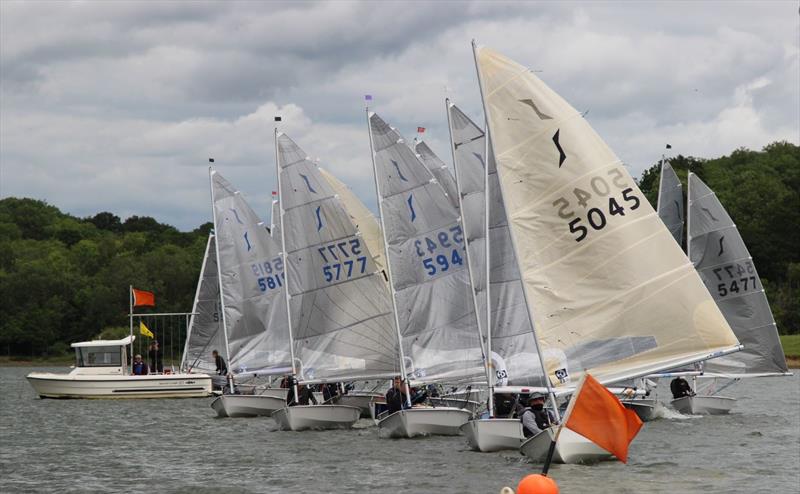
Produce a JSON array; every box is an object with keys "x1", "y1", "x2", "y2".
[{"x1": 520, "y1": 392, "x2": 557, "y2": 438}]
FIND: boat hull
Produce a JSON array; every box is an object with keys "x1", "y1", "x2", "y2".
[
  {"x1": 622, "y1": 398, "x2": 657, "y2": 422},
  {"x1": 334, "y1": 392, "x2": 383, "y2": 418},
  {"x1": 26, "y1": 372, "x2": 212, "y2": 399},
  {"x1": 211, "y1": 394, "x2": 285, "y2": 418},
  {"x1": 671, "y1": 395, "x2": 736, "y2": 415},
  {"x1": 428, "y1": 397, "x2": 482, "y2": 414},
  {"x1": 378, "y1": 407, "x2": 472, "y2": 438},
  {"x1": 460, "y1": 418, "x2": 523, "y2": 452},
  {"x1": 272, "y1": 405, "x2": 361, "y2": 431},
  {"x1": 520, "y1": 427, "x2": 615, "y2": 464}
]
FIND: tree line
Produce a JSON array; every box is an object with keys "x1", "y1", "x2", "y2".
[{"x1": 0, "y1": 141, "x2": 797, "y2": 357}]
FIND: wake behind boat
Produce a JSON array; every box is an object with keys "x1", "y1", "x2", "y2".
[{"x1": 27, "y1": 336, "x2": 212, "y2": 399}]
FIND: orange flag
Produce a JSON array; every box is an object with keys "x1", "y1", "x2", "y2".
[
  {"x1": 132, "y1": 288, "x2": 155, "y2": 307},
  {"x1": 563, "y1": 373, "x2": 644, "y2": 463}
]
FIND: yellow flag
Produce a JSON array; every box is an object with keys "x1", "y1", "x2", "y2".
[{"x1": 139, "y1": 321, "x2": 154, "y2": 338}]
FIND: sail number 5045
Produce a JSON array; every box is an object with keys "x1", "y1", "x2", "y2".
[{"x1": 552, "y1": 169, "x2": 642, "y2": 243}]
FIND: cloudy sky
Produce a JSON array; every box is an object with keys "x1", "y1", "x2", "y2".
[{"x1": 1, "y1": 0, "x2": 798, "y2": 230}]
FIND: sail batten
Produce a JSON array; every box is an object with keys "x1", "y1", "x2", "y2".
[{"x1": 475, "y1": 45, "x2": 740, "y2": 387}]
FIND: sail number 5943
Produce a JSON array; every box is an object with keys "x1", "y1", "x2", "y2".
[{"x1": 552, "y1": 169, "x2": 642, "y2": 242}]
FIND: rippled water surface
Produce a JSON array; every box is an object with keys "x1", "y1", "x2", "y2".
[{"x1": 1, "y1": 367, "x2": 798, "y2": 493}]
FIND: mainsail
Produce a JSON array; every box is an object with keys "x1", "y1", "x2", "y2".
[
  {"x1": 413, "y1": 139, "x2": 460, "y2": 209},
  {"x1": 181, "y1": 233, "x2": 224, "y2": 373},
  {"x1": 276, "y1": 132, "x2": 398, "y2": 383},
  {"x1": 270, "y1": 199, "x2": 280, "y2": 239},
  {"x1": 447, "y1": 101, "x2": 547, "y2": 388},
  {"x1": 474, "y1": 45, "x2": 740, "y2": 388},
  {"x1": 210, "y1": 170, "x2": 292, "y2": 375},
  {"x1": 318, "y1": 167, "x2": 386, "y2": 274},
  {"x1": 368, "y1": 111, "x2": 485, "y2": 384},
  {"x1": 657, "y1": 161, "x2": 684, "y2": 246},
  {"x1": 687, "y1": 173, "x2": 789, "y2": 377}
]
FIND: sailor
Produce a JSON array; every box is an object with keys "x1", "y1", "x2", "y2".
[
  {"x1": 148, "y1": 341, "x2": 163, "y2": 374},
  {"x1": 322, "y1": 382, "x2": 339, "y2": 402},
  {"x1": 212, "y1": 350, "x2": 227, "y2": 376},
  {"x1": 385, "y1": 376, "x2": 409, "y2": 413},
  {"x1": 670, "y1": 377, "x2": 695, "y2": 399},
  {"x1": 493, "y1": 393, "x2": 516, "y2": 418},
  {"x1": 286, "y1": 378, "x2": 318, "y2": 406},
  {"x1": 132, "y1": 354, "x2": 148, "y2": 375},
  {"x1": 520, "y1": 392, "x2": 557, "y2": 438}
]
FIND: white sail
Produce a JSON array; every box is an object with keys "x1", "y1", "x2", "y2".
[
  {"x1": 318, "y1": 167, "x2": 387, "y2": 275},
  {"x1": 413, "y1": 139, "x2": 460, "y2": 209},
  {"x1": 657, "y1": 161, "x2": 684, "y2": 246},
  {"x1": 448, "y1": 101, "x2": 547, "y2": 388},
  {"x1": 474, "y1": 45, "x2": 740, "y2": 388},
  {"x1": 270, "y1": 198, "x2": 280, "y2": 239},
  {"x1": 276, "y1": 133, "x2": 398, "y2": 383},
  {"x1": 181, "y1": 234, "x2": 224, "y2": 373},
  {"x1": 369, "y1": 111, "x2": 485, "y2": 384},
  {"x1": 687, "y1": 173, "x2": 789, "y2": 377},
  {"x1": 211, "y1": 170, "x2": 293, "y2": 375}
]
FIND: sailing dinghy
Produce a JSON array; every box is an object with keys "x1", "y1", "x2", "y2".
[
  {"x1": 206, "y1": 169, "x2": 293, "y2": 418},
  {"x1": 270, "y1": 131, "x2": 399, "y2": 431},
  {"x1": 368, "y1": 110, "x2": 485, "y2": 438},
  {"x1": 472, "y1": 43, "x2": 741, "y2": 463},
  {"x1": 667, "y1": 172, "x2": 791, "y2": 414}
]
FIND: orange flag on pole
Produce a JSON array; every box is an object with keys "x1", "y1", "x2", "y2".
[
  {"x1": 563, "y1": 373, "x2": 644, "y2": 463},
  {"x1": 132, "y1": 288, "x2": 155, "y2": 307}
]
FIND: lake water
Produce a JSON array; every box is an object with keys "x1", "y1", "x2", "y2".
[{"x1": 1, "y1": 367, "x2": 798, "y2": 493}]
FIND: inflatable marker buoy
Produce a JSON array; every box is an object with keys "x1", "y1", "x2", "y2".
[{"x1": 517, "y1": 474, "x2": 559, "y2": 494}]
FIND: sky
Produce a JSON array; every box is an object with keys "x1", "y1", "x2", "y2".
[{"x1": 1, "y1": 0, "x2": 798, "y2": 230}]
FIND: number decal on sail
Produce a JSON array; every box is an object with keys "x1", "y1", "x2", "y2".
[
  {"x1": 709, "y1": 261, "x2": 759, "y2": 298},
  {"x1": 253, "y1": 257, "x2": 285, "y2": 292},
  {"x1": 413, "y1": 225, "x2": 465, "y2": 277},
  {"x1": 551, "y1": 167, "x2": 643, "y2": 243},
  {"x1": 318, "y1": 238, "x2": 367, "y2": 283}
]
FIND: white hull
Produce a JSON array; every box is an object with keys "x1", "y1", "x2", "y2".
[
  {"x1": 211, "y1": 394, "x2": 285, "y2": 418},
  {"x1": 335, "y1": 392, "x2": 383, "y2": 418},
  {"x1": 520, "y1": 427, "x2": 615, "y2": 464},
  {"x1": 671, "y1": 395, "x2": 736, "y2": 415},
  {"x1": 378, "y1": 407, "x2": 472, "y2": 438},
  {"x1": 460, "y1": 419, "x2": 523, "y2": 452},
  {"x1": 258, "y1": 387, "x2": 289, "y2": 400},
  {"x1": 26, "y1": 372, "x2": 212, "y2": 399},
  {"x1": 272, "y1": 405, "x2": 361, "y2": 431},
  {"x1": 622, "y1": 398, "x2": 657, "y2": 422},
  {"x1": 428, "y1": 397, "x2": 482, "y2": 413}
]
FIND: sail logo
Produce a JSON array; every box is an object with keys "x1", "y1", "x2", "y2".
[
  {"x1": 407, "y1": 194, "x2": 416, "y2": 222},
  {"x1": 553, "y1": 129, "x2": 566, "y2": 167},
  {"x1": 391, "y1": 160, "x2": 408, "y2": 182},
  {"x1": 518, "y1": 98, "x2": 553, "y2": 120},
  {"x1": 315, "y1": 206, "x2": 324, "y2": 231},
  {"x1": 554, "y1": 367, "x2": 569, "y2": 383},
  {"x1": 472, "y1": 152, "x2": 485, "y2": 169},
  {"x1": 243, "y1": 231, "x2": 252, "y2": 251},
  {"x1": 299, "y1": 173, "x2": 316, "y2": 193},
  {"x1": 718, "y1": 236, "x2": 725, "y2": 256},
  {"x1": 701, "y1": 207, "x2": 719, "y2": 222},
  {"x1": 229, "y1": 208, "x2": 244, "y2": 224}
]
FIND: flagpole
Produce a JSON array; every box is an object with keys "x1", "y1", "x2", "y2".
[
  {"x1": 445, "y1": 98, "x2": 493, "y2": 415},
  {"x1": 208, "y1": 162, "x2": 234, "y2": 393},
  {"x1": 274, "y1": 123, "x2": 300, "y2": 404},
  {"x1": 470, "y1": 39, "x2": 561, "y2": 422},
  {"x1": 366, "y1": 103, "x2": 412, "y2": 408},
  {"x1": 129, "y1": 285, "x2": 133, "y2": 375}
]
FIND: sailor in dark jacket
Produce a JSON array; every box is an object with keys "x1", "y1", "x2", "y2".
[
  {"x1": 212, "y1": 350, "x2": 227, "y2": 376},
  {"x1": 385, "y1": 376, "x2": 409, "y2": 414},
  {"x1": 286, "y1": 378, "x2": 318, "y2": 406},
  {"x1": 670, "y1": 377, "x2": 695, "y2": 399},
  {"x1": 520, "y1": 393, "x2": 557, "y2": 438}
]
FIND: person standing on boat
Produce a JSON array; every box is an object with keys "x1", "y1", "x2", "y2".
[
  {"x1": 132, "y1": 354, "x2": 148, "y2": 375},
  {"x1": 286, "y1": 377, "x2": 318, "y2": 406},
  {"x1": 322, "y1": 382, "x2": 339, "y2": 402},
  {"x1": 212, "y1": 350, "x2": 227, "y2": 376},
  {"x1": 148, "y1": 341, "x2": 163, "y2": 374},
  {"x1": 520, "y1": 393, "x2": 557, "y2": 438},
  {"x1": 385, "y1": 376, "x2": 409, "y2": 413}
]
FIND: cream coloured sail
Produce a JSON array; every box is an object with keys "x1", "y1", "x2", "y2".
[
  {"x1": 276, "y1": 133, "x2": 398, "y2": 383},
  {"x1": 657, "y1": 161, "x2": 684, "y2": 246},
  {"x1": 369, "y1": 111, "x2": 485, "y2": 384},
  {"x1": 318, "y1": 167, "x2": 386, "y2": 274},
  {"x1": 687, "y1": 173, "x2": 789, "y2": 377},
  {"x1": 181, "y1": 233, "x2": 224, "y2": 373},
  {"x1": 474, "y1": 45, "x2": 740, "y2": 388},
  {"x1": 211, "y1": 170, "x2": 293, "y2": 375}
]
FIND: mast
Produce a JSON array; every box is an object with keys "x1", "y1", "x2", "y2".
[
  {"x1": 209, "y1": 165, "x2": 233, "y2": 391},
  {"x1": 274, "y1": 126, "x2": 300, "y2": 402},
  {"x1": 471, "y1": 39, "x2": 561, "y2": 421},
  {"x1": 366, "y1": 106, "x2": 412, "y2": 408},
  {"x1": 446, "y1": 98, "x2": 493, "y2": 416}
]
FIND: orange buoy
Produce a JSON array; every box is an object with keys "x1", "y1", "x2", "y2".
[{"x1": 516, "y1": 474, "x2": 559, "y2": 494}]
